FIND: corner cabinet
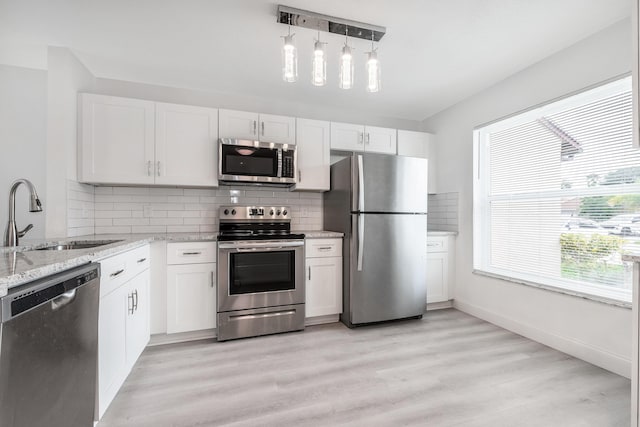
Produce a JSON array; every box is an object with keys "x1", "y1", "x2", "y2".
[
  {"x1": 305, "y1": 238, "x2": 343, "y2": 322},
  {"x1": 78, "y1": 94, "x2": 218, "y2": 187},
  {"x1": 397, "y1": 130, "x2": 437, "y2": 194},
  {"x1": 219, "y1": 109, "x2": 295, "y2": 145},
  {"x1": 330, "y1": 122, "x2": 397, "y2": 154},
  {"x1": 295, "y1": 118, "x2": 330, "y2": 191}
]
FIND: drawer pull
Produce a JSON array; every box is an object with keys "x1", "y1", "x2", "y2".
[
  {"x1": 110, "y1": 269, "x2": 125, "y2": 278},
  {"x1": 427, "y1": 243, "x2": 440, "y2": 247},
  {"x1": 317, "y1": 246, "x2": 333, "y2": 251},
  {"x1": 137, "y1": 257, "x2": 147, "y2": 263},
  {"x1": 182, "y1": 251, "x2": 202, "y2": 256}
]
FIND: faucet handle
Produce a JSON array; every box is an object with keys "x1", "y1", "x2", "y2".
[{"x1": 18, "y1": 224, "x2": 33, "y2": 238}]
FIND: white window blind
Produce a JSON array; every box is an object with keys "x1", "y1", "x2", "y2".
[{"x1": 474, "y1": 76, "x2": 638, "y2": 303}]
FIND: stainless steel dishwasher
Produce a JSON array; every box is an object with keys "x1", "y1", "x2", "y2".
[{"x1": 0, "y1": 263, "x2": 100, "y2": 427}]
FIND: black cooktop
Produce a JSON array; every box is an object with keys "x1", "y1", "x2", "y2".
[
  {"x1": 217, "y1": 221, "x2": 304, "y2": 241},
  {"x1": 217, "y1": 232, "x2": 306, "y2": 242}
]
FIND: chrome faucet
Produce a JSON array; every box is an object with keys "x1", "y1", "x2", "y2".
[{"x1": 4, "y1": 179, "x2": 43, "y2": 247}]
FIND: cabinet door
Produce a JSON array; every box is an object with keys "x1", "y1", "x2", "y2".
[
  {"x1": 79, "y1": 93, "x2": 155, "y2": 185},
  {"x1": 259, "y1": 113, "x2": 296, "y2": 145},
  {"x1": 125, "y1": 270, "x2": 150, "y2": 369},
  {"x1": 306, "y1": 257, "x2": 343, "y2": 317},
  {"x1": 166, "y1": 263, "x2": 217, "y2": 333},
  {"x1": 98, "y1": 284, "x2": 128, "y2": 419},
  {"x1": 397, "y1": 130, "x2": 436, "y2": 193},
  {"x1": 365, "y1": 125, "x2": 397, "y2": 154},
  {"x1": 219, "y1": 109, "x2": 259, "y2": 140},
  {"x1": 426, "y1": 252, "x2": 449, "y2": 303},
  {"x1": 295, "y1": 118, "x2": 330, "y2": 191},
  {"x1": 155, "y1": 103, "x2": 218, "y2": 187},
  {"x1": 330, "y1": 122, "x2": 365, "y2": 151}
]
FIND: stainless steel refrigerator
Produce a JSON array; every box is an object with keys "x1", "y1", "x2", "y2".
[{"x1": 324, "y1": 153, "x2": 428, "y2": 328}]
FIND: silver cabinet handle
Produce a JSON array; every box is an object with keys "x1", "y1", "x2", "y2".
[
  {"x1": 211, "y1": 271, "x2": 215, "y2": 288},
  {"x1": 147, "y1": 160, "x2": 152, "y2": 176},
  {"x1": 427, "y1": 242, "x2": 440, "y2": 247},
  {"x1": 110, "y1": 269, "x2": 125, "y2": 278},
  {"x1": 261, "y1": 121, "x2": 265, "y2": 136},
  {"x1": 137, "y1": 257, "x2": 147, "y2": 263},
  {"x1": 133, "y1": 289, "x2": 139, "y2": 311},
  {"x1": 182, "y1": 251, "x2": 202, "y2": 256},
  {"x1": 157, "y1": 161, "x2": 161, "y2": 176},
  {"x1": 358, "y1": 132, "x2": 363, "y2": 145},
  {"x1": 128, "y1": 293, "x2": 134, "y2": 314},
  {"x1": 308, "y1": 266, "x2": 311, "y2": 281},
  {"x1": 229, "y1": 309, "x2": 296, "y2": 321},
  {"x1": 317, "y1": 247, "x2": 332, "y2": 251},
  {"x1": 253, "y1": 120, "x2": 257, "y2": 135},
  {"x1": 365, "y1": 133, "x2": 370, "y2": 144}
]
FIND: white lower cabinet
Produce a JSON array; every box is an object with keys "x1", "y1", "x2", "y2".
[
  {"x1": 305, "y1": 238, "x2": 343, "y2": 321},
  {"x1": 97, "y1": 245, "x2": 151, "y2": 420},
  {"x1": 166, "y1": 242, "x2": 217, "y2": 335},
  {"x1": 166, "y1": 262, "x2": 216, "y2": 333},
  {"x1": 426, "y1": 235, "x2": 455, "y2": 305}
]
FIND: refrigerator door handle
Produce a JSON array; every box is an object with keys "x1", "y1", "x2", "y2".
[
  {"x1": 357, "y1": 214, "x2": 364, "y2": 271},
  {"x1": 357, "y1": 155, "x2": 364, "y2": 212}
]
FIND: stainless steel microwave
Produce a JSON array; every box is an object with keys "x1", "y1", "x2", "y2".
[{"x1": 218, "y1": 138, "x2": 296, "y2": 185}]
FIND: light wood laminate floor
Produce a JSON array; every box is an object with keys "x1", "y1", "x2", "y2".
[{"x1": 99, "y1": 309, "x2": 630, "y2": 427}]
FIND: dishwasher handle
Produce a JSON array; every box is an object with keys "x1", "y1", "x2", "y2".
[{"x1": 1, "y1": 263, "x2": 100, "y2": 322}]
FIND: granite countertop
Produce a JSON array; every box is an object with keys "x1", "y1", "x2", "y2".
[
  {"x1": 0, "y1": 230, "x2": 343, "y2": 295},
  {"x1": 427, "y1": 230, "x2": 458, "y2": 236}
]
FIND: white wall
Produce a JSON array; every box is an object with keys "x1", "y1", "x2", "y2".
[
  {"x1": 422, "y1": 19, "x2": 633, "y2": 377},
  {"x1": 45, "y1": 47, "x2": 96, "y2": 238},
  {"x1": 0, "y1": 64, "x2": 47, "y2": 240}
]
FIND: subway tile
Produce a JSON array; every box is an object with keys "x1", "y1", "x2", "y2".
[
  {"x1": 150, "y1": 217, "x2": 184, "y2": 226},
  {"x1": 96, "y1": 226, "x2": 131, "y2": 234},
  {"x1": 167, "y1": 225, "x2": 199, "y2": 233},
  {"x1": 95, "y1": 210, "x2": 132, "y2": 219},
  {"x1": 113, "y1": 187, "x2": 150, "y2": 195},
  {"x1": 95, "y1": 203, "x2": 115, "y2": 211},
  {"x1": 94, "y1": 186, "x2": 113, "y2": 195},
  {"x1": 168, "y1": 210, "x2": 200, "y2": 218},
  {"x1": 113, "y1": 218, "x2": 150, "y2": 226},
  {"x1": 131, "y1": 225, "x2": 168, "y2": 233},
  {"x1": 95, "y1": 218, "x2": 113, "y2": 227}
]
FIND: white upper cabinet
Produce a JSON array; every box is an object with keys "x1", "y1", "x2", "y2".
[
  {"x1": 79, "y1": 94, "x2": 219, "y2": 187},
  {"x1": 295, "y1": 118, "x2": 330, "y2": 191},
  {"x1": 219, "y1": 109, "x2": 296, "y2": 145},
  {"x1": 330, "y1": 122, "x2": 396, "y2": 154},
  {"x1": 155, "y1": 102, "x2": 218, "y2": 187},
  {"x1": 397, "y1": 130, "x2": 437, "y2": 194},
  {"x1": 79, "y1": 94, "x2": 155, "y2": 185}
]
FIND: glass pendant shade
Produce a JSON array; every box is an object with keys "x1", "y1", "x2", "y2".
[
  {"x1": 339, "y1": 43, "x2": 354, "y2": 89},
  {"x1": 366, "y1": 50, "x2": 380, "y2": 93},
  {"x1": 311, "y1": 40, "x2": 327, "y2": 86},
  {"x1": 282, "y1": 34, "x2": 298, "y2": 83}
]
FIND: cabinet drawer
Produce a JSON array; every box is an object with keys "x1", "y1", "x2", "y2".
[
  {"x1": 167, "y1": 242, "x2": 217, "y2": 265},
  {"x1": 305, "y1": 238, "x2": 342, "y2": 258},
  {"x1": 99, "y1": 244, "x2": 151, "y2": 298},
  {"x1": 427, "y1": 237, "x2": 448, "y2": 253},
  {"x1": 128, "y1": 245, "x2": 150, "y2": 277}
]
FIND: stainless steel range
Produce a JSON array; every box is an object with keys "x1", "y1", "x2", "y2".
[{"x1": 216, "y1": 206, "x2": 305, "y2": 341}]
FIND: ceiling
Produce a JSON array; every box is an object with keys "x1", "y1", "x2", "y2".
[{"x1": 0, "y1": 0, "x2": 632, "y2": 121}]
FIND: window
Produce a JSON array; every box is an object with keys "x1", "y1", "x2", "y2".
[{"x1": 474, "y1": 76, "x2": 638, "y2": 303}]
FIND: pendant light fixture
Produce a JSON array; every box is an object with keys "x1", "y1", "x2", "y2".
[
  {"x1": 281, "y1": 16, "x2": 297, "y2": 83},
  {"x1": 339, "y1": 29, "x2": 354, "y2": 90},
  {"x1": 366, "y1": 32, "x2": 380, "y2": 93},
  {"x1": 312, "y1": 30, "x2": 327, "y2": 86}
]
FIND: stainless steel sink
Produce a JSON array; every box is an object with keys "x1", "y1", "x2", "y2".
[{"x1": 35, "y1": 240, "x2": 123, "y2": 251}]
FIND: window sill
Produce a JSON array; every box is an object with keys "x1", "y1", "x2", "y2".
[{"x1": 472, "y1": 269, "x2": 632, "y2": 309}]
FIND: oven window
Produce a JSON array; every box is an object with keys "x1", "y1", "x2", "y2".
[
  {"x1": 221, "y1": 145, "x2": 277, "y2": 176},
  {"x1": 229, "y1": 251, "x2": 295, "y2": 294}
]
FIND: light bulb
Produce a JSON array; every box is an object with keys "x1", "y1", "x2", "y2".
[
  {"x1": 312, "y1": 40, "x2": 326, "y2": 86},
  {"x1": 366, "y1": 50, "x2": 380, "y2": 93},
  {"x1": 282, "y1": 34, "x2": 297, "y2": 83},
  {"x1": 339, "y1": 43, "x2": 354, "y2": 90}
]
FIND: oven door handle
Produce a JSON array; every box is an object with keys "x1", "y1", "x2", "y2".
[
  {"x1": 218, "y1": 241, "x2": 304, "y2": 250},
  {"x1": 234, "y1": 246, "x2": 297, "y2": 252}
]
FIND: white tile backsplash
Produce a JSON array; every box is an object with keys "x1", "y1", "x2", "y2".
[
  {"x1": 68, "y1": 185, "x2": 324, "y2": 235},
  {"x1": 67, "y1": 180, "x2": 96, "y2": 237},
  {"x1": 428, "y1": 192, "x2": 458, "y2": 232}
]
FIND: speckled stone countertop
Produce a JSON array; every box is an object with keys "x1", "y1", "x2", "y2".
[
  {"x1": 299, "y1": 230, "x2": 343, "y2": 239},
  {"x1": 622, "y1": 253, "x2": 640, "y2": 263},
  {"x1": 0, "y1": 231, "x2": 343, "y2": 295},
  {"x1": 427, "y1": 230, "x2": 458, "y2": 236}
]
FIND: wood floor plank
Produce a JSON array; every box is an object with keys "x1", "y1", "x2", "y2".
[{"x1": 98, "y1": 309, "x2": 630, "y2": 427}]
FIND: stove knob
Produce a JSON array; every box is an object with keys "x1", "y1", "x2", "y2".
[
  {"x1": 283, "y1": 210, "x2": 288, "y2": 216},
  {"x1": 224, "y1": 209, "x2": 229, "y2": 215},
  {"x1": 231, "y1": 209, "x2": 236, "y2": 215},
  {"x1": 270, "y1": 209, "x2": 274, "y2": 215},
  {"x1": 276, "y1": 210, "x2": 281, "y2": 216}
]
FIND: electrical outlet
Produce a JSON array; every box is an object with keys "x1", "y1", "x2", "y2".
[
  {"x1": 143, "y1": 205, "x2": 153, "y2": 217},
  {"x1": 300, "y1": 206, "x2": 310, "y2": 217}
]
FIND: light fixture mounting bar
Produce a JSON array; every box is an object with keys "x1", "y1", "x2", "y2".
[{"x1": 277, "y1": 5, "x2": 386, "y2": 42}]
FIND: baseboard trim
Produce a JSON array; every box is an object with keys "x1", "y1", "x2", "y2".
[
  {"x1": 426, "y1": 300, "x2": 454, "y2": 311},
  {"x1": 454, "y1": 299, "x2": 631, "y2": 378},
  {"x1": 305, "y1": 314, "x2": 340, "y2": 326},
  {"x1": 149, "y1": 329, "x2": 216, "y2": 346}
]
